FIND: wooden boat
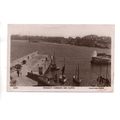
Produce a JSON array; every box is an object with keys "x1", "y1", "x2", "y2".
[
  {"x1": 50, "y1": 51, "x2": 60, "y2": 71},
  {"x1": 27, "y1": 71, "x2": 55, "y2": 86},
  {"x1": 96, "y1": 62, "x2": 110, "y2": 87},
  {"x1": 59, "y1": 58, "x2": 67, "y2": 84},
  {"x1": 73, "y1": 64, "x2": 82, "y2": 85}
]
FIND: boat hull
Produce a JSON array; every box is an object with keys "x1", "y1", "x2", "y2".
[{"x1": 91, "y1": 57, "x2": 111, "y2": 65}]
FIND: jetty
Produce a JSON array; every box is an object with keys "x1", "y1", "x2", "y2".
[{"x1": 10, "y1": 51, "x2": 52, "y2": 86}]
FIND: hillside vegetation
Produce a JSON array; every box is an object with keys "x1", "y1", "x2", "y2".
[{"x1": 11, "y1": 34, "x2": 111, "y2": 49}]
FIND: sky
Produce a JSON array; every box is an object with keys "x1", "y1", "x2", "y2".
[{"x1": 8, "y1": 24, "x2": 114, "y2": 38}]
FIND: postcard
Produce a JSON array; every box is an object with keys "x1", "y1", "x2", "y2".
[{"x1": 8, "y1": 24, "x2": 114, "y2": 92}]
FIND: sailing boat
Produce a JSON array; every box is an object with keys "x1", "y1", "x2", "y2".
[
  {"x1": 104, "y1": 63, "x2": 111, "y2": 86},
  {"x1": 73, "y1": 64, "x2": 82, "y2": 85},
  {"x1": 96, "y1": 63, "x2": 110, "y2": 87},
  {"x1": 50, "y1": 51, "x2": 60, "y2": 71},
  {"x1": 59, "y1": 57, "x2": 67, "y2": 84}
]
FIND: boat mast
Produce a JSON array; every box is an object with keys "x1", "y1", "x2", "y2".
[
  {"x1": 75, "y1": 65, "x2": 77, "y2": 77},
  {"x1": 63, "y1": 57, "x2": 65, "y2": 74},
  {"x1": 78, "y1": 64, "x2": 79, "y2": 80},
  {"x1": 106, "y1": 63, "x2": 108, "y2": 79},
  {"x1": 99, "y1": 63, "x2": 102, "y2": 76},
  {"x1": 61, "y1": 57, "x2": 65, "y2": 75},
  {"x1": 53, "y1": 50, "x2": 56, "y2": 65}
]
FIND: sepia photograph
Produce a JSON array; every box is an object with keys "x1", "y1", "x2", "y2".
[{"x1": 8, "y1": 24, "x2": 114, "y2": 91}]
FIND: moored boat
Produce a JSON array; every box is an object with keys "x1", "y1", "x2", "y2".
[
  {"x1": 91, "y1": 50, "x2": 111, "y2": 65},
  {"x1": 73, "y1": 64, "x2": 82, "y2": 85},
  {"x1": 96, "y1": 60, "x2": 111, "y2": 87},
  {"x1": 59, "y1": 58, "x2": 67, "y2": 84},
  {"x1": 50, "y1": 51, "x2": 60, "y2": 71}
]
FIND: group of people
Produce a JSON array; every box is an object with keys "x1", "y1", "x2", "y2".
[
  {"x1": 10, "y1": 67, "x2": 22, "y2": 86},
  {"x1": 97, "y1": 76, "x2": 110, "y2": 86},
  {"x1": 10, "y1": 59, "x2": 29, "y2": 86}
]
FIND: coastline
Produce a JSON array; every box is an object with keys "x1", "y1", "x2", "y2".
[{"x1": 11, "y1": 39, "x2": 111, "y2": 49}]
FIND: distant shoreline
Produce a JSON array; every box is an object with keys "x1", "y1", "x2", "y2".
[
  {"x1": 11, "y1": 34, "x2": 111, "y2": 49},
  {"x1": 11, "y1": 39, "x2": 111, "y2": 50}
]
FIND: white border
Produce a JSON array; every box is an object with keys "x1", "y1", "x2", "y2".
[{"x1": 7, "y1": 24, "x2": 114, "y2": 92}]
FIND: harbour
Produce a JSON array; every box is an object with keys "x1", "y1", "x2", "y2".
[{"x1": 10, "y1": 40, "x2": 111, "y2": 87}]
